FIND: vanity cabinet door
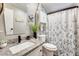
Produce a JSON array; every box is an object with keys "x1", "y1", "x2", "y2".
[{"x1": 27, "y1": 46, "x2": 42, "y2": 56}]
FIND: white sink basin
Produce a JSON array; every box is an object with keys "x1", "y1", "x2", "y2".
[{"x1": 9, "y1": 41, "x2": 35, "y2": 54}]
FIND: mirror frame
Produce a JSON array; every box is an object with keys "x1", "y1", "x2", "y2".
[{"x1": 0, "y1": 3, "x2": 3, "y2": 15}]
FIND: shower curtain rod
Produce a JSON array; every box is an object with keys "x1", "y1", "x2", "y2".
[{"x1": 47, "y1": 6, "x2": 78, "y2": 15}]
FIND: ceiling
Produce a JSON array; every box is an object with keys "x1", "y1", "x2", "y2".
[
  {"x1": 7, "y1": 3, "x2": 78, "y2": 14},
  {"x1": 42, "y1": 3, "x2": 77, "y2": 13}
]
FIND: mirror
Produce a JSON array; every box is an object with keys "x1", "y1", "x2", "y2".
[
  {"x1": 3, "y1": 3, "x2": 47, "y2": 36},
  {"x1": 3, "y1": 4, "x2": 27, "y2": 35}
]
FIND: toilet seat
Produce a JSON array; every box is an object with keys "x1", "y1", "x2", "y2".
[{"x1": 42, "y1": 43, "x2": 57, "y2": 51}]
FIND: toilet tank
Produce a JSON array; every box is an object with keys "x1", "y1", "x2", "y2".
[{"x1": 38, "y1": 35, "x2": 46, "y2": 42}]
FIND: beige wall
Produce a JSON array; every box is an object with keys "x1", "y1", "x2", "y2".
[
  {"x1": 0, "y1": 11, "x2": 4, "y2": 32},
  {"x1": 0, "y1": 4, "x2": 4, "y2": 31}
]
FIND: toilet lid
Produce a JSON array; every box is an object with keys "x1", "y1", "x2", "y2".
[{"x1": 43, "y1": 43, "x2": 57, "y2": 51}]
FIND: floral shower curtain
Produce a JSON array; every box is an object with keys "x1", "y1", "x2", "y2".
[{"x1": 48, "y1": 8, "x2": 77, "y2": 56}]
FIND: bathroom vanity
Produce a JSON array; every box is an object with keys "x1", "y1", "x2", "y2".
[{"x1": 0, "y1": 38, "x2": 44, "y2": 56}]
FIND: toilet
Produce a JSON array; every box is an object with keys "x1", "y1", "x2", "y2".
[
  {"x1": 38, "y1": 34, "x2": 57, "y2": 56},
  {"x1": 42, "y1": 43, "x2": 57, "y2": 56}
]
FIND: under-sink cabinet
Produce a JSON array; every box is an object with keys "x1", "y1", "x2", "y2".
[{"x1": 26, "y1": 46, "x2": 42, "y2": 56}]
